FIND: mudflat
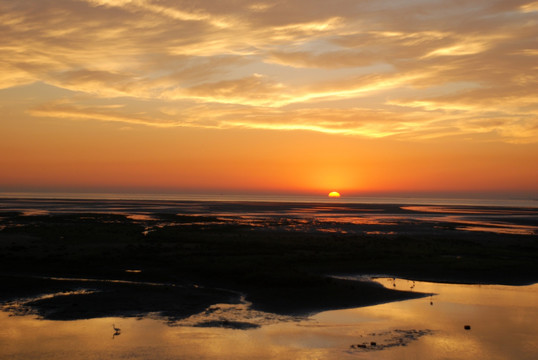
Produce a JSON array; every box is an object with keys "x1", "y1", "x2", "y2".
[{"x1": 1, "y1": 199, "x2": 537, "y2": 323}]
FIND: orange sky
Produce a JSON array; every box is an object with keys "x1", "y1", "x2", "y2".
[{"x1": 1, "y1": 0, "x2": 537, "y2": 197}]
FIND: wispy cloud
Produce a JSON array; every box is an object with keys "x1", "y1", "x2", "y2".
[{"x1": 1, "y1": 0, "x2": 537, "y2": 143}]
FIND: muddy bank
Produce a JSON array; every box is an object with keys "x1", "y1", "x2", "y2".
[
  {"x1": 1, "y1": 200, "x2": 537, "y2": 324},
  {"x1": 0, "y1": 274, "x2": 423, "y2": 322}
]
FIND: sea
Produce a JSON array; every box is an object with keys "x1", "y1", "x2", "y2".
[{"x1": 1, "y1": 191, "x2": 537, "y2": 207}]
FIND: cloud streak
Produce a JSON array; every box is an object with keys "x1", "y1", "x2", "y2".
[{"x1": 1, "y1": 0, "x2": 537, "y2": 142}]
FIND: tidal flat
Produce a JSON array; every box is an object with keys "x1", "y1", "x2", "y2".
[{"x1": 0, "y1": 198, "x2": 537, "y2": 358}]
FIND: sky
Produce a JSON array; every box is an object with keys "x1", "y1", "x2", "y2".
[{"x1": 1, "y1": 0, "x2": 537, "y2": 197}]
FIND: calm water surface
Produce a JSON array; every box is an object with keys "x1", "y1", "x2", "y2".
[
  {"x1": 2, "y1": 278, "x2": 537, "y2": 360},
  {"x1": 1, "y1": 192, "x2": 537, "y2": 208}
]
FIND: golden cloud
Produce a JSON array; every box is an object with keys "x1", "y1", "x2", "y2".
[{"x1": 0, "y1": 0, "x2": 536, "y2": 143}]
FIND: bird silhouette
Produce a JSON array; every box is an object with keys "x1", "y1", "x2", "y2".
[{"x1": 111, "y1": 324, "x2": 121, "y2": 339}]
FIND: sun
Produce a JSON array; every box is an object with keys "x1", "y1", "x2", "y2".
[{"x1": 328, "y1": 191, "x2": 341, "y2": 198}]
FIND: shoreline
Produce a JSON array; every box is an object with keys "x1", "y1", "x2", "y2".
[
  {"x1": 2, "y1": 270, "x2": 535, "y2": 324},
  {"x1": 0, "y1": 273, "x2": 426, "y2": 320}
]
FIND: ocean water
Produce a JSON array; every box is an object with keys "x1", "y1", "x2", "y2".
[{"x1": 1, "y1": 191, "x2": 537, "y2": 207}]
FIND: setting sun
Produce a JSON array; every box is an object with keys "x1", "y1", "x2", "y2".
[
  {"x1": 0, "y1": 0, "x2": 537, "y2": 199},
  {"x1": 328, "y1": 191, "x2": 341, "y2": 198}
]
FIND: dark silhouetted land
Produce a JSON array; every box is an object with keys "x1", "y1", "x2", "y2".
[{"x1": 0, "y1": 199, "x2": 537, "y2": 323}]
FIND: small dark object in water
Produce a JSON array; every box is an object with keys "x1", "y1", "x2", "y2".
[
  {"x1": 464, "y1": 325, "x2": 471, "y2": 330},
  {"x1": 370, "y1": 341, "x2": 377, "y2": 346},
  {"x1": 357, "y1": 344, "x2": 367, "y2": 348},
  {"x1": 194, "y1": 320, "x2": 260, "y2": 330}
]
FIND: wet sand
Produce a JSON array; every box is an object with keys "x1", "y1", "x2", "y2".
[{"x1": 1, "y1": 198, "x2": 537, "y2": 325}]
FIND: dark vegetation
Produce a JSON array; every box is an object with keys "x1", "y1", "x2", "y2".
[{"x1": 0, "y1": 203, "x2": 537, "y2": 321}]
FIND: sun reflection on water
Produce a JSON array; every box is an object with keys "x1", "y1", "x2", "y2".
[{"x1": 1, "y1": 279, "x2": 537, "y2": 360}]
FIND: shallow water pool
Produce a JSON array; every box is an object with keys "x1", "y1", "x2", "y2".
[{"x1": 1, "y1": 278, "x2": 537, "y2": 360}]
